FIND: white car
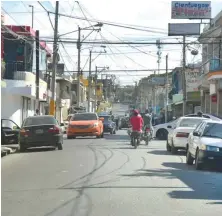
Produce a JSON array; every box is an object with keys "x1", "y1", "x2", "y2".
[
  {"x1": 153, "y1": 119, "x2": 178, "y2": 140},
  {"x1": 154, "y1": 113, "x2": 222, "y2": 140},
  {"x1": 166, "y1": 117, "x2": 208, "y2": 154},
  {"x1": 186, "y1": 120, "x2": 222, "y2": 170}
]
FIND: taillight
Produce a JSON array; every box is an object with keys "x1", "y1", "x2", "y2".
[
  {"x1": 48, "y1": 126, "x2": 60, "y2": 134},
  {"x1": 20, "y1": 129, "x2": 30, "y2": 136},
  {"x1": 176, "y1": 132, "x2": 189, "y2": 138}
]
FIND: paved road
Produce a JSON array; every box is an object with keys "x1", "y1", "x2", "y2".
[{"x1": 2, "y1": 130, "x2": 222, "y2": 216}]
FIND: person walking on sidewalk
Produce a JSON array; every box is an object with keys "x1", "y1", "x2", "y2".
[{"x1": 34, "y1": 109, "x2": 40, "y2": 116}]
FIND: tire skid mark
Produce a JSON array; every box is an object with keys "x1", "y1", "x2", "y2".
[
  {"x1": 81, "y1": 156, "x2": 147, "y2": 188},
  {"x1": 88, "y1": 149, "x2": 131, "y2": 181}
]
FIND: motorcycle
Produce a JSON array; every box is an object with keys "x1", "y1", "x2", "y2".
[
  {"x1": 141, "y1": 127, "x2": 152, "y2": 145},
  {"x1": 131, "y1": 131, "x2": 141, "y2": 149}
]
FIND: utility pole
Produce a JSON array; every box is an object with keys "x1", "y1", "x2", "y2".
[
  {"x1": 182, "y1": 36, "x2": 186, "y2": 116},
  {"x1": 153, "y1": 71, "x2": 156, "y2": 116},
  {"x1": 88, "y1": 50, "x2": 92, "y2": 112},
  {"x1": 165, "y1": 54, "x2": 168, "y2": 123},
  {"x1": 94, "y1": 66, "x2": 98, "y2": 112},
  {"x1": 77, "y1": 26, "x2": 81, "y2": 107},
  {"x1": 35, "y1": 30, "x2": 40, "y2": 111},
  {"x1": 29, "y1": 5, "x2": 34, "y2": 28},
  {"x1": 49, "y1": 1, "x2": 59, "y2": 116}
]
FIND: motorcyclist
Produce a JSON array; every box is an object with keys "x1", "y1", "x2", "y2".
[
  {"x1": 143, "y1": 109, "x2": 153, "y2": 138},
  {"x1": 130, "y1": 109, "x2": 144, "y2": 143}
]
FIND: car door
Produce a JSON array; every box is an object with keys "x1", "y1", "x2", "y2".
[
  {"x1": 189, "y1": 122, "x2": 203, "y2": 156},
  {"x1": 191, "y1": 122, "x2": 206, "y2": 156},
  {"x1": 168, "y1": 119, "x2": 179, "y2": 145}
]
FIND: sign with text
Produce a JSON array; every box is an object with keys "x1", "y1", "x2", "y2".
[
  {"x1": 171, "y1": 1, "x2": 211, "y2": 19},
  {"x1": 168, "y1": 23, "x2": 200, "y2": 36},
  {"x1": 186, "y1": 68, "x2": 200, "y2": 92}
]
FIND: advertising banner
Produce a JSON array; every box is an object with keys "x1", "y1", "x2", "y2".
[
  {"x1": 168, "y1": 23, "x2": 200, "y2": 36},
  {"x1": 186, "y1": 68, "x2": 200, "y2": 92},
  {"x1": 171, "y1": 1, "x2": 211, "y2": 19}
]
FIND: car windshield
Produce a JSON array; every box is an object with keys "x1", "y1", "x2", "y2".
[
  {"x1": 179, "y1": 118, "x2": 203, "y2": 128},
  {"x1": 99, "y1": 116, "x2": 112, "y2": 122},
  {"x1": 24, "y1": 116, "x2": 57, "y2": 126},
  {"x1": 71, "y1": 113, "x2": 97, "y2": 121},
  {"x1": 202, "y1": 123, "x2": 222, "y2": 139}
]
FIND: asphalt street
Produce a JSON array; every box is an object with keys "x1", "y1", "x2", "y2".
[{"x1": 2, "y1": 130, "x2": 222, "y2": 216}]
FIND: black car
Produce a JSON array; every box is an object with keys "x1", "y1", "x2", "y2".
[
  {"x1": 99, "y1": 115, "x2": 116, "y2": 134},
  {"x1": 120, "y1": 116, "x2": 130, "y2": 129},
  {"x1": 1, "y1": 119, "x2": 20, "y2": 145},
  {"x1": 19, "y1": 115, "x2": 63, "y2": 152}
]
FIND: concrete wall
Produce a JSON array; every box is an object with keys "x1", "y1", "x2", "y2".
[{"x1": 1, "y1": 93, "x2": 37, "y2": 127}]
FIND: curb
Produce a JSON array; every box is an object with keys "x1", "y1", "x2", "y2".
[{"x1": 1, "y1": 145, "x2": 19, "y2": 158}]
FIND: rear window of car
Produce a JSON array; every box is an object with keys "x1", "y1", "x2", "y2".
[
  {"x1": 71, "y1": 113, "x2": 97, "y2": 121},
  {"x1": 23, "y1": 116, "x2": 57, "y2": 126},
  {"x1": 179, "y1": 118, "x2": 203, "y2": 127}
]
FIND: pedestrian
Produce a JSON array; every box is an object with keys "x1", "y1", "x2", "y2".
[{"x1": 34, "y1": 109, "x2": 40, "y2": 116}]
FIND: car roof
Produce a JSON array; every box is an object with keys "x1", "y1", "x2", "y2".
[
  {"x1": 75, "y1": 112, "x2": 96, "y2": 115},
  {"x1": 179, "y1": 116, "x2": 208, "y2": 120},
  {"x1": 203, "y1": 119, "x2": 222, "y2": 124}
]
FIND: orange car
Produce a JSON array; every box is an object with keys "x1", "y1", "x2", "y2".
[{"x1": 67, "y1": 112, "x2": 104, "y2": 139}]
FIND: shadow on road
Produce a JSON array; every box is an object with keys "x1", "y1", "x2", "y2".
[
  {"x1": 148, "y1": 150, "x2": 186, "y2": 156},
  {"x1": 104, "y1": 134, "x2": 129, "y2": 141},
  {"x1": 18, "y1": 147, "x2": 56, "y2": 154},
  {"x1": 120, "y1": 161, "x2": 222, "y2": 201}
]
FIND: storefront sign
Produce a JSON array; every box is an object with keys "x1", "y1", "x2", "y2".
[
  {"x1": 171, "y1": 1, "x2": 211, "y2": 19},
  {"x1": 186, "y1": 68, "x2": 200, "y2": 92}
]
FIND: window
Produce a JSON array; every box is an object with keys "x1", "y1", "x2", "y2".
[
  {"x1": 179, "y1": 118, "x2": 203, "y2": 128},
  {"x1": 71, "y1": 113, "x2": 97, "y2": 121},
  {"x1": 202, "y1": 123, "x2": 222, "y2": 139},
  {"x1": 24, "y1": 116, "x2": 57, "y2": 126}
]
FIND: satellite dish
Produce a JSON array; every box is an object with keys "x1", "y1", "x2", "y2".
[{"x1": 191, "y1": 50, "x2": 198, "y2": 55}]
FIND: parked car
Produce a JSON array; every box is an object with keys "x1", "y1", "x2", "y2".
[
  {"x1": 67, "y1": 112, "x2": 104, "y2": 139},
  {"x1": 153, "y1": 119, "x2": 178, "y2": 140},
  {"x1": 19, "y1": 115, "x2": 63, "y2": 152},
  {"x1": 120, "y1": 116, "x2": 130, "y2": 129},
  {"x1": 166, "y1": 117, "x2": 208, "y2": 154},
  {"x1": 186, "y1": 120, "x2": 222, "y2": 170},
  {"x1": 1, "y1": 119, "x2": 20, "y2": 145},
  {"x1": 154, "y1": 114, "x2": 221, "y2": 140},
  {"x1": 99, "y1": 115, "x2": 116, "y2": 134}
]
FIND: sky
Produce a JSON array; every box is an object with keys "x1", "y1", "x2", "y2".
[{"x1": 2, "y1": 0, "x2": 222, "y2": 85}]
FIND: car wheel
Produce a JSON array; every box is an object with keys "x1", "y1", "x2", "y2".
[
  {"x1": 195, "y1": 150, "x2": 203, "y2": 170},
  {"x1": 171, "y1": 142, "x2": 177, "y2": 154},
  {"x1": 101, "y1": 132, "x2": 104, "y2": 138},
  {"x1": 186, "y1": 146, "x2": 194, "y2": 165},
  {"x1": 156, "y1": 129, "x2": 168, "y2": 140},
  {"x1": 113, "y1": 129, "x2": 116, "y2": 134},
  {"x1": 166, "y1": 140, "x2": 171, "y2": 152},
  {"x1": 58, "y1": 143, "x2": 63, "y2": 150},
  {"x1": 110, "y1": 130, "x2": 113, "y2": 134}
]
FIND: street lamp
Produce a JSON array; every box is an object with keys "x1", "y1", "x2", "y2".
[{"x1": 29, "y1": 5, "x2": 34, "y2": 28}]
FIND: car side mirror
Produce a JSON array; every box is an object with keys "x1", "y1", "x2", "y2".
[
  {"x1": 13, "y1": 125, "x2": 20, "y2": 130},
  {"x1": 167, "y1": 125, "x2": 172, "y2": 129},
  {"x1": 60, "y1": 123, "x2": 64, "y2": 127},
  {"x1": 193, "y1": 131, "x2": 200, "y2": 136}
]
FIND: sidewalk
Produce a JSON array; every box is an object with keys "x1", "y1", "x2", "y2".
[{"x1": 1, "y1": 144, "x2": 19, "y2": 157}]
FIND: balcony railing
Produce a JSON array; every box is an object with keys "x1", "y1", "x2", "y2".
[
  {"x1": 3, "y1": 61, "x2": 45, "y2": 80},
  {"x1": 201, "y1": 59, "x2": 222, "y2": 75}
]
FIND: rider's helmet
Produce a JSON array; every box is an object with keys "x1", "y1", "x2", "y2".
[
  {"x1": 145, "y1": 109, "x2": 149, "y2": 114},
  {"x1": 197, "y1": 111, "x2": 203, "y2": 117}
]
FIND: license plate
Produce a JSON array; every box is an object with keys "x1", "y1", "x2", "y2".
[{"x1": 35, "y1": 129, "x2": 43, "y2": 134}]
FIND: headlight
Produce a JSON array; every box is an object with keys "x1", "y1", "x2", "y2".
[
  {"x1": 206, "y1": 146, "x2": 220, "y2": 152},
  {"x1": 93, "y1": 123, "x2": 98, "y2": 127}
]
